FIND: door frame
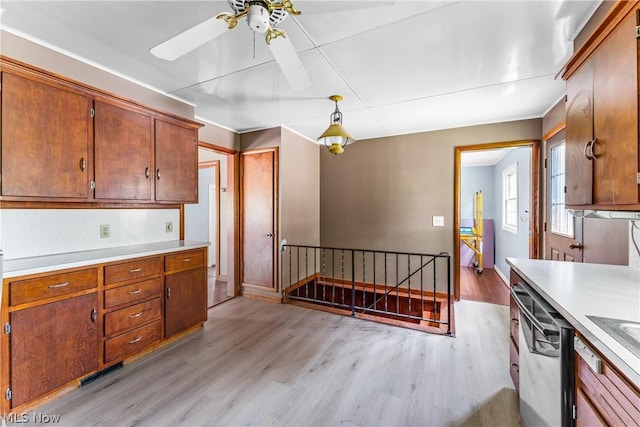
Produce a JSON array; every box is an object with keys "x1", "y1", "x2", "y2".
[
  {"x1": 240, "y1": 147, "x2": 279, "y2": 297},
  {"x1": 199, "y1": 160, "x2": 220, "y2": 271},
  {"x1": 453, "y1": 139, "x2": 540, "y2": 300},
  {"x1": 180, "y1": 142, "x2": 240, "y2": 298}
]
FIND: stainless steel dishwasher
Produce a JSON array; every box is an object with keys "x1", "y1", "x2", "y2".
[{"x1": 511, "y1": 280, "x2": 575, "y2": 427}]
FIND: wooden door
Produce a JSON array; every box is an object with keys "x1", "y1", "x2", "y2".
[
  {"x1": 565, "y1": 61, "x2": 594, "y2": 206},
  {"x1": 164, "y1": 268, "x2": 207, "y2": 338},
  {"x1": 241, "y1": 149, "x2": 277, "y2": 290},
  {"x1": 545, "y1": 135, "x2": 583, "y2": 262},
  {"x1": 591, "y1": 7, "x2": 639, "y2": 206},
  {"x1": 94, "y1": 100, "x2": 153, "y2": 200},
  {"x1": 155, "y1": 119, "x2": 198, "y2": 203},
  {"x1": 1, "y1": 72, "x2": 91, "y2": 199},
  {"x1": 10, "y1": 293, "x2": 98, "y2": 408}
]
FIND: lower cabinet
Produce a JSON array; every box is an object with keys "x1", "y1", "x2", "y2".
[
  {"x1": 164, "y1": 249, "x2": 207, "y2": 338},
  {"x1": 1, "y1": 247, "x2": 208, "y2": 414},
  {"x1": 10, "y1": 293, "x2": 98, "y2": 407}
]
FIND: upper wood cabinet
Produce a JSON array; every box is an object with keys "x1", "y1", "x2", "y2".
[
  {"x1": 0, "y1": 57, "x2": 202, "y2": 206},
  {"x1": 1, "y1": 71, "x2": 91, "y2": 200},
  {"x1": 563, "y1": 2, "x2": 640, "y2": 210},
  {"x1": 155, "y1": 119, "x2": 199, "y2": 203},
  {"x1": 94, "y1": 99, "x2": 153, "y2": 201}
]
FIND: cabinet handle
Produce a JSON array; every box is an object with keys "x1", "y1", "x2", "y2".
[
  {"x1": 128, "y1": 289, "x2": 143, "y2": 295},
  {"x1": 80, "y1": 157, "x2": 86, "y2": 171},
  {"x1": 584, "y1": 139, "x2": 599, "y2": 161},
  {"x1": 166, "y1": 288, "x2": 171, "y2": 299},
  {"x1": 589, "y1": 139, "x2": 599, "y2": 159},
  {"x1": 129, "y1": 312, "x2": 143, "y2": 319},
  {"x1": 91, "y1": 308, "x2": 97, "y2": 323},
  {"x1": 182, "y1": 258, "x2": 191, "y2": 262},
  {"x1": 265, "y1": 233, "x2": 273, "y2": 238},
  {"x1": 145, "y1": 167, "x2": 150, "y2": 178},
  {"x1": 48, "y1": 282, "x2": 70, "y2": 289},
  {"x1": 128, "y1": 268, "x2": 142, "y2": 273},
  {"x1": 128, "y1": 336, "x2": 143, "y2": 344},
  {"x1": 511, "y1": 319, "x2": 519, "y2": 326},
  {"x1": 584, "y1": 140, "x2": 592, "y2": 160},
  {"x1": 511, "y1": 363, "x2": 519, "y2": 373},
  {"x1": 156, "y1": 169, "x2": 161, "y2": 180}
]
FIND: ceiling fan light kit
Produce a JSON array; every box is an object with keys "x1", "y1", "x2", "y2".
[
  {"x1": 149, "y1": 0, "x2": 311, "y2": 91},
  {"x1": 318, "y1": 95, "x2": 355, "y2": 156}
]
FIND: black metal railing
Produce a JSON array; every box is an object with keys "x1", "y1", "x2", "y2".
[{"x1": 281, "y1": 245, "x2": 452, "y2": 336}]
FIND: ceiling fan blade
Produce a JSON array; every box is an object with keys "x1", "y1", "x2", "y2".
[
  {"x1": 267, "y1": 33, "x2": 312, "y2": 91},
  {"x1": 150, "y1": 16, "x2": 230, "y2": 61}
]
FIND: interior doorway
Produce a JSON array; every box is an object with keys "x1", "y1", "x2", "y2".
[
  {"x1": 184, "y1": 143, "x2": 239, "y2": 308},
  {"x1": 454, "y1": 140, "x2": 540, "y2": 303}
]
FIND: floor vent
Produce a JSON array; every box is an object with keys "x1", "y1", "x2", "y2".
[{"x1": 81, "y1": 362, "x2": 123, "y2": 386}]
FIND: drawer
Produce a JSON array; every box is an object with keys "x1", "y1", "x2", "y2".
[
  {"x1": 104, "y1": 278, "x2": 162, "y2": 309},
  {"x1": 509, "y1": 338, "x2": 519, "y2": 392},
  {"x1": 10, "y1": 268, "x2": 97, "y2": 306},
  {"x1": 104, "y1": 298, "x2": 161, "y2": 337},
  {"x1": 165, "y1": 249, "x2": 205, "y2": 272},
  {"x1": 104, "y1": 320, "x2": 161, "y2": 364},
  {"x1": 104, "y1": 257, "x2": 161, "y2": 285}
]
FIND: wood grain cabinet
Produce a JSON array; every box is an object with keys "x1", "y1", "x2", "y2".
[
  {"x1": 154, "y1": 119, "x2": 199, "y2": 204},
  {"x1": 563, "y1": 2, "x2": 640, "y2": 210},
  {"x1": 574, "y1": 336, "x2": 640, "y2": 426},
  {"x1": 5, "y1": 269, "x2": 99, "y2": 409},
  {"x1": 164, "y1": 249, "x2": 207, "y2": 338},
  {"x1": 102, "y1": 257, "x2": 163, "y2": 365},
  {"x1": 0, "y1": 57, "x2": 202, "y2": 205},
  {"x1": 0, "y1": 71, "x2": 92, "y2": 200},
  {"x1": 93, "y1": 99, "x2": 154, "y2": 201}
]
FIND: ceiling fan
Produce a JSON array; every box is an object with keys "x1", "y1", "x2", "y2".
[{"x1": 150, "y1": 0, "x2": 312, "y2": 91}]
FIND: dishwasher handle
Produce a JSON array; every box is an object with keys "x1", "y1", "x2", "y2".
[{"x1": 510, "y1": 283, "x2": 559, "y2": 338}]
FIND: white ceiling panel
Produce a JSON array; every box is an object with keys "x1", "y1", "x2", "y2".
[{"x1": 0, "y1": 0, "x2": 599, "y2": 143}]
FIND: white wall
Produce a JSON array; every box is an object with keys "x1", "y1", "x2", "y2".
[{"x1": 1, "y1": 209, "x2": 180, "y2": 259}]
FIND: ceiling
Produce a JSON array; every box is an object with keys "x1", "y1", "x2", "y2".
[{"x1": 0, "y1": 0, "x2": 599, "y2": 143}]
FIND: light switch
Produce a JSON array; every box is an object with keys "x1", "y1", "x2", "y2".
[{"x1": 432, "y1": 216, "x2": 444, "y2": 227}]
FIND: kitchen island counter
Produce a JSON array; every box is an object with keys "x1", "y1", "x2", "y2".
[{"x1": 506, "y1": 258, "x2": 640, "y2": 388}]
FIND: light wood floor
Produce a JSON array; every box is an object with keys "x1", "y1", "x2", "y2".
[{"x1": 32, "y1": 297, "x2": 522, "y2": 426}]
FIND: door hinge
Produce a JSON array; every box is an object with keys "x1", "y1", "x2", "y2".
[
  {"x1": 544, "y1": 158, "x2": 547, "y2": 169},
  {"x1": 572, "y1": 404, "x2": 577, "y2": 420},
  {"x1": 4, "y1": 322, "x2": 10, "y2": 335},
  {"x1": 564, "y1": 185, "x2": 567, "y2": 194},
  {"x1": 90, "y1": 107, "x2": 95, "y2": 118},
  {"x1": 90, "y1": 181, "x2": 96, "y2": 190},
  {"x1": 637, "y1": 172, "x2": 640, "y2": 184},
  {"x1": 636, "y1": 25, "x2": 640, "y2": 38},
  {"x1": 544, "y1": 222, "x2": 547, "y2": 232},
  {"x1": 5, "y1": 388, "x2": 11, "y2": 401}
]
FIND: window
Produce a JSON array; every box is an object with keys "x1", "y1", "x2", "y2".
[
  {"x1": 550, "y1": 142, "x2": 574, "y2": 237},
  {"x1": 502, "y1": 163, "x2": 518, "y2": 234}
]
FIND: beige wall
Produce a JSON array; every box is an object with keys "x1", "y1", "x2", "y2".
[
  {"x1": 199, "y1": 123, "x2": 239, "y2": 151},
  {"x1": 320, "y1": 119, "x2": 542, "y2": 255}
]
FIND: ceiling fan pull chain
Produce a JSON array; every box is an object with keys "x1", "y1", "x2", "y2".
[{"x1": 253, "y1": 31, "x2": 256, "y2": 59}]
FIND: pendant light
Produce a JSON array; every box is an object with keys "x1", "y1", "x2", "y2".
[{"x1": 318, "y1": 95, "x2": 355, "y2": 155}]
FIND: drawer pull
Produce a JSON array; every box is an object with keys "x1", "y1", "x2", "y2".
[
  {"x1": 128, "y1": 268, "x2": 143, "y2": 273},
  {"x1": 91, "y1": 308, "x2": 98, "y2": 323},
  {"x1": 128, "y1": 289, "x2": 143, "y2": 295},
  {"x1": 128, "y1": 336, "x2": 143, "y2": 344},
  {"x1": 511, "y1": 319, "x2": 519, "y2": 325},
  {"x1": 511, "y1": 363, "x2": 519, "y2": 373},
  {"x1": 182, "y1": 258, "x2": 191, "y2": 262},
  {"x1": 48, "y1": 282, "x2": 70, "y2": 289},
  {"x1": 129, "y1": 312, "x2": 143, "y2": 319}
]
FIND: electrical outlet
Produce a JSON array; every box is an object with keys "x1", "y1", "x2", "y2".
[
  {"x1": 100, "y1": 224, "x2": 110, "y2": 238},
  {"x1": 432, "y1": 216, "x2": 445, "y2": 227},
  {"x1": 166, "y1": 221, "x2": 173, "y2": 233}
]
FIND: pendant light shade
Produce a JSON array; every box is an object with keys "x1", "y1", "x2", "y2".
[{"x1": 318, "y1": 95, "x2": 355, "y2": 155}]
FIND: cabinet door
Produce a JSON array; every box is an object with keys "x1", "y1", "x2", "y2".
[
  {"x1": 1, "y1": 72, "x2": 91, "y2": 199},
  {"x1": 154, "y1": 119, "x2": 198, "y2": 203},
  {"x1": 10, "y1": 293, "x2": 98, "y2": 408},
  {"x1": 94, "y1": 100, "x2": 153, "y2": 200},
  {"x1": 591, "y1": 8, "x2": 639, "y2": 206},
  {"x1": 565, "y1": 61, "x2": 594, "y2": 206},
  {"x1": 164, "y1": 268, "x2": 207, "y2": 338}
]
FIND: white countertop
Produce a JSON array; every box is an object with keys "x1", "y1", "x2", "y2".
[
  {"x1": 2, "y1": 240, "x2": 210, "y2": 279},
  {"x1": 506, "y1": 258, "x2": 640, "y2": 387}
]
